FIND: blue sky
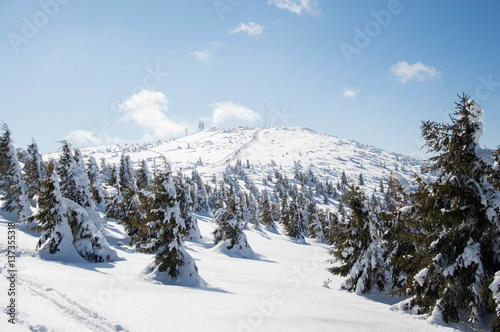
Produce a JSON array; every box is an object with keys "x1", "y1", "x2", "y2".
[{"x1": 1, "y1": 0, "x2": 499, "y2": 156}]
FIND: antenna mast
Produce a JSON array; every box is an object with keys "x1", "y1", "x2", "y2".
[{"x1": 265, "y1": 103, "x2": 267, "y2": 128}]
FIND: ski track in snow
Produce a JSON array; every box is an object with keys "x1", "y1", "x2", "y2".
[
  {"x1": 211, "y1": 127, "x2": 262, "y2": 167},
  {"x1": 17, "y1": 276, "x2": 129, "y2": 332}
]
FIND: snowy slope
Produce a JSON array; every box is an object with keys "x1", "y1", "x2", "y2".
[
  {"x1": 3, "y1": 127, "x2": 482, "y2": 332},
  {"x1": 72, "y1": 126, "x2": 425, "y2": 195},
  {"x1": 0, "y1": 211, "x2": 483, "y2": 332}
]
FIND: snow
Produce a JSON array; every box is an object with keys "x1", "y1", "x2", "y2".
[
  {"x1": 0, "y1": 127, "x2": 480, "y2": 331},
  {"x1": 0, "y1": 212, "x2": 477, "y2": 332},
  {"x1": 469, "y1": 102, "x2": 484, "y2": 146},
  {"x1": 414, "y1": 267, "x2": 429, "y2": 287},
  {"x1": 68, "y1": 127, "x2": 423, "y2": 202}
]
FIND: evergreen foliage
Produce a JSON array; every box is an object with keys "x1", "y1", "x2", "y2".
[
  {"x1": 86, "y1": 156, "x2": 105, "y2": 204},
  {"x1": 394, "y1": 94, "x2": 500, "y2": 325},
  {"x1": 137, "y1": 170, "x2": 198, "y2": 279},
  {"x1": 0, "y1": 124, "x2": 31, "y2": 220},
  {"x1": 23, "y1": 139, "x2": 44, "y2": 199},
  {"x1": 328, "y1": 184, "x2": 386, "y2": 294}
]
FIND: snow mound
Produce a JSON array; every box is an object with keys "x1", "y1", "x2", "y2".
[
  {"x1": 141, "y1": 248, "x2": 206, "y2": 288},
  {"x1": 213, "y1": 238, "x2": 258, "y2": 259}
]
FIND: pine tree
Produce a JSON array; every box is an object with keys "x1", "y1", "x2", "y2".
[
  {"x1": 359, "y1": 173, "x2": 365, "y2": 186},
  {"x1": 174, "y1": 173, "x2": 201, "y2": 241},
  {"x1": 137, "y1": 170, "x2": 201, "y2": 283},
  {"x1": 306, "y1": 198, "x2": 321, "y2": 239},
  {"x1": 57, "y1": 141, "x2": 77, "y2": 200},
  {"x1": 212, "y1": 183, "x2": 254, "y2": 257},
  {"x1": 384, "y1": 172, "x2": 411, "y2": 212},
  {"x1": 0, "y1": 124, "x2": 31, "y2": 220},
  {"x1": 283, "y1": 194, "x2": 307, "y2": 241},
  {"x1": 258, "y1": 190, "x2": 275, "y2": 229},
  {"x1": 100, "y1": 157, "x2": 111, "y2": 183},
  {"x1": 396, "y1": 94, "x2": 500, "y2": 324},
  {"x1": 491, "y1": 148, "x2": 500, "y2": 191},
  {"x1": 136, "y1": 159, "x2": 151, "y2": 190},
  {"x1": 23, "y1": 139, "x2": 44, "y2": 199},
  {"x1": 86, "y1": 156, "x2": 105, "y2": 205},
  {"x1": 28, "y1": 162, "x2": 71, "y2": 254},
  {"x1": 328, "y1": 184, "x2": 386, "y2": 294},
  {"x1": 119, "y1": 154, "x2": 134, "y2": 190},
  {"x1": 29, "y1": 161, "x2": 116, "y2": 262},
  {"x1": 58, "y1": 142, "x2": 103, "y2": 231},
  {"x1": 108, "y1": 164, "x2": 118, "y2": 187},
  {"x1": 191, "y1": 171, "x2": 209, "y2": 213}
]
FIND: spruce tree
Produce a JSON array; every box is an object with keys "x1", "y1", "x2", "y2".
[
  {"x1": 28, "y1": 162, "x2": 71, "y2": 254},
  {"x1": 23, "y1": 139, "x2": 44, "y2": 199},
  {"x1": 258, "y1": 190, "x2": 275, "y2": 229},
  {"x1": 86, "y1": 156, "x2": 105, "y2": 205},
  {"x1": 384, "y1": 172, "x2": 411, "y2": 212},
  {"x1": 137, "y1": 170, "x2": 201, "y2": 283},
  {"x1": 283, "y1": 194, "x2": 307, "y2": 241},
  {"x1": 136, "y1": 159, "x2": 151, "y2": 190},
  {"x1": 0, "y1": 124, "x2": 31, "y2": 220},
  {"x1": 29, "y1": 161, "x2": 116, "y2": 262},
  {"x1": 212, "y1": 183, "x2": 254, "y2": 257},
  {"x1": 328, "y1": 184, "x2": 386, "y2": 294},
  {"x1": 396, "y1": 94, "x2": 500, "y2": 324},
  {"x1": 173, "y1": 173, "x2": 201, "y2": 241},
  {"x1": 119, "y1": 154, "x2": 134, "y2": 190}
]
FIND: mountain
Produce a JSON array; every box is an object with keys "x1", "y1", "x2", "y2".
[
  {"x1": 3, "y1": 127, "x2": 476, "y2": 332},
  {"x1": 74, "y1": 126, "x2": 425, "y2": 196}
]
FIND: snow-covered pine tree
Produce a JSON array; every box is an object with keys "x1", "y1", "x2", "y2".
[
  {"x1": 86, "y1": 156, "x2": 105, "y2": 205},
  {"x1": 396, "y1": 94, "x2": 500, "y2": 325},
  {"x1": 119, "y1": 178, "x2": 149, "y2": 247},
  {"x1": 213, "y1": 183, "x2": 254, "y2": 258},
  {"x1": 108, "y1": 164, "x2": 118, "y2": 187},
  {"x1": 282, "y1": 194, "x2": 307, "y2": 241},
  {"x1": 57, "y1": 141, "x2": 77, "y2": 199},
  {"x1": 491, "y1": 148, "x2": 500, "y2": 191},
  {"x1": 137, "y1": 169, "x2": 202, "y2": 285},
  {"x1": 0, "y1": 124, "x2": 31, "y2": 221},
  {"x1": 99, "y1": 157, "x2": 111, "y2": 183},
  {"x1": 173, "y1": 173, "x2": 201, "y2": 241},
  {"x1": 490, "y1": 272, "x2": 500, "y2": 330},
  {"x1": 192, "y1": 171, "x2": 209, "y2": 213},
  {"x1": 383, "y1": 172, "x2": 411, "y2": 212},
  {"x1": 328, "y1": 184, "x2": 386, "y2": 294},
  {"x1": 29, "y1": 161, "x2": 116, "y2": 262},
  {"x1": 23, "y1": 139, "x2": 44, "y2": 199},
  {"x1": 280, "y1": 194, "x2": 290, "y2": 226},
  {"x1": 270, "y1": 193, "x2": 281, "y2": 224},
  {"x1": 29, "y1": 162, "x2": 73, "y2": 255},
  {"x1": 119, "y1": 154, "x2": 134, "y2": 190},
  {"x1": 136, "y1": 159, "x2": 151, "y2": 190},
  {"x1": 258, "y1": 190, "x2": 276, "y2": 230},
  {"x1": 68, "y1": 146, "x2": 103, "y2": 231}
]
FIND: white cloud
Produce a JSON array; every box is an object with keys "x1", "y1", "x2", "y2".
[
  {"x1": 191, "y1": 41, "x2": 223, "y2": 63},
  {"x1": 66, "y1": 130, "x2": 122, "y2": 148},
  {"x1": 119, "y1": 90, "x2": 186, "y2": 140},
  {"x1": 211, "y1": 102, "x2": 260, "y2": 126},
  {"x1": 228, "y1": 22, "x2": 265, "y2": 37},
  {"x1": 389, "y1": 61, "x2": 441, "y2": 83},
  {"x1": 343, "y1": 87, "x2": 360, "y2": 98},
  {"x1": 268, "y1": 0, "x2": 321, "y2": 15}
]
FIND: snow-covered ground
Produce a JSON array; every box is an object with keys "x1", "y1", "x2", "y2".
[
  {"x1": 0, "y1": 210, "x2": 485, "y2": 332},
  {"x1": 73, "y1": 127, "x2": 424, "y2": 192},
  {"x1": 2, "y1": 127, "x2": 487, "y2": 331}
]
